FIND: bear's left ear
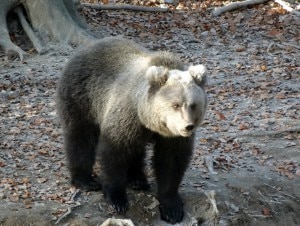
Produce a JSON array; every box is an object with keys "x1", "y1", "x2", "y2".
[
  {"x1": 145, "y1": 66, "x2": 169, "y2": 87},
  {"x1": 188, "y1": 65, "x2": 207, "y2": 87}
]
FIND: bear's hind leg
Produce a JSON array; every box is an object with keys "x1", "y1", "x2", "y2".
[
  {"x1": 64, "y1": 122, "x2": 101, "y2": 191},
  {"x1": 100, "y1": 138, "x2": 129, "y2": 214},
  {"x1": 127, "y1": 148, "x2": 150, "y2": 191}
]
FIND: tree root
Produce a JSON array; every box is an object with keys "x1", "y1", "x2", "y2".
[
  {"x1": 0, "y1": 0, "x2": 98, "y2": 61},
  {"x1": 13, "y1": 6, "x2": 45, "y2": 54},
  {"x1": 0, "y1": 1, "x2": 28, "y2": 61},
  {"x1": 1, "y1": 41, "x2": 29, "y2": 61},
  {"x1": 82, "y1": 3, "x2": 169, "y2": 12},
  {"x1": 213, "y1": 0, "x2": 271, "y2": 16}
]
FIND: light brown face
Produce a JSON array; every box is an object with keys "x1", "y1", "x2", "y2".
[
  {"x1": 154, "y1": 81, "x2": 207, "y2": 137},
  {"x1": 142, "y1": 64, "x2": 207, "y2": 137}
]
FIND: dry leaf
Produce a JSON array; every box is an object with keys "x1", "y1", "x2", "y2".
[
  {"x1": 238, "y1": 123, "x2": 249, "y2": 130},
  {"x1": 262, "y1": 207, "x2": 271, "y2": 216},
  {"x1": 214, "y1": 111, "x2": 226, "y2": 120}
]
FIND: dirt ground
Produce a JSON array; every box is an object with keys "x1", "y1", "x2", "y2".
[{"x1": 0, "y1": 1, "x2": 299, "y2": 226}]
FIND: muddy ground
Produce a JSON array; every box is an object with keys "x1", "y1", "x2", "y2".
[{"x1": 0, "y1": 1, "x2": 299, "y2": 226}]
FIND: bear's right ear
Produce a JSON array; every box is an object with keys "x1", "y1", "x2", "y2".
[{"x1": 145, "y1": 66, "x2": 168, "y2": 87}]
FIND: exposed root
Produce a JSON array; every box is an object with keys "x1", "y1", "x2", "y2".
[
  {"x1": 0, "y1": 1, "x2": 29, "y2": 61},
  {"x1": 13, "y1": 6, "x2": 45, "y2": 54},
  {"x1": 0, "y1": 0, "x2": 98, "y2": 61},
  {"x1": 83, "y1": 3, "x2": 169, "y2": 12},
  {"x1": 3, "y1": 42, "x2": 29, "y2": 61}
]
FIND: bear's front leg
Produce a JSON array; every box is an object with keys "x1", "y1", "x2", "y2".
[
  {"x1": 100, "y1": 138, "x2": 129, "y2": 214},
  {"x1": 127, "y1": 148, "x2": 150, "y2": 191},
  {"x1": 153, "y1": 135, "x2": 193, "y2": 224}
]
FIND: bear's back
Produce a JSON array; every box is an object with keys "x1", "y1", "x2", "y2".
[{"x1": 65, "y1": 38, "x2": 149, "y2": 81}]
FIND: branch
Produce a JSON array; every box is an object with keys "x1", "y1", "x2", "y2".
[
  {"x1": 82, "y1": 3, "x2": 169, "y2": 12},
  {"x1": 264, "y1": 183, "x2": 298, "y2": 200},
  {"x1": 274, "y1": 0, "x2": 300, "y2": 16},
  {"x1": 237, "y1": 126, "x2": 300, "y2": 138},
  {"x1": 213, "y1": 0, "x2": 270, "y2": 16},
  {"x1": 55, "y1": 202, "x2": 81, "y2": 224},
  {"x1": 55, "y1": 189, "x2": 81, "y2": 225}
]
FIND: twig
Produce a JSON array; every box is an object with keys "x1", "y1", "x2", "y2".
[
  {"x1": 248, "y1": 214, "x2": 272, "y2": 218},
  {"x1": 274, "y1": 0, "x2": 300, "y2": 16},
  {"x1": 264, "y1": 183, "x2": 298, "y2": 200},
  {"x1": 267, "y1": 42, "x2": 275, "y2": 55},
  {"x1": 237, "y1": 126, "x2": 300, "y2": 138},
  {"x1": 82, "y1": 3, "x2": 169, "y2": 12},
  {"x1": 55, "y1": 189, "x2": 81, "y2": 224},
  {"x1": 213, "y1": 0, "x2": 270, "y2": 16},
  {"x1": 205, "y1": 155, "x2": 218, "y2": 175},
  {"x1": 70, "y1": 189, "x2": 81, "y2": 201},
  {"x1": 278, "y1": 42, "x2": 300, "y2": 50},
  {"x1": 55, "y1": 201, "x2": 81, "y2": 225},
  {"x1": 258, "y1": 190, "x2": 277, "y2": 213}
]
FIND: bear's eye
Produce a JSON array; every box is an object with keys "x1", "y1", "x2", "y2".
[
  {"x1": 190, "y1": 103, "x2": 197, "y2": 111},
  {"x1": 172, "y1": 103, "x2": 180, "y2": 110}
]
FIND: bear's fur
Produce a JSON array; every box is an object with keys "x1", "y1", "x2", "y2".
[{"x1": 56, "y1": 37, "x2": 207, "y2": 224}]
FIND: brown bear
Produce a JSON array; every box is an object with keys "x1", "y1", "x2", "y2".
[{"x1": 56, "y1": 37, "x2": 207, "y2": 224}]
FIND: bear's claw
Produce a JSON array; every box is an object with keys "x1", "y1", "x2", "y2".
[
  {"x1": 104, "y1": 188, "x2": 129, "y2": 214},
  {"x1": 159, "y1": 196, "x2": 184, "y2": 224}
]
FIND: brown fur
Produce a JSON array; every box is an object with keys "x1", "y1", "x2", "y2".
[{"x1": 56, "y1": 37, "x2": 207, "y2": 224}]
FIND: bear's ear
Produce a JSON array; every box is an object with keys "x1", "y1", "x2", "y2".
[
  {"x1": 145, "y1": 66, "x2": 168, "y2": 87},
  {"x1": 188, "y1": 65, "x2": 207, "y2": 87}
]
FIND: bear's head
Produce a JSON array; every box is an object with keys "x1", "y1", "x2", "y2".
[{"x1": 140, "y1": 64, "x2": 207, "y2": 137}]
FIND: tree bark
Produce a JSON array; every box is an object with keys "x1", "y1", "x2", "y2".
[{"x1": 0, "y1": 0, "x2": 97, "y2": 61}]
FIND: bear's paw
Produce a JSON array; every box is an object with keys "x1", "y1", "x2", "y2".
[
  {"x1": 159, "y1": 195, "x2": 184, "y2": 224},
  {"x1": 104, "y1": 188, "x2": 129, "y2": 214}
]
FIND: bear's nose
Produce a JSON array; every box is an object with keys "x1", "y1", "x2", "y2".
[{"x1": 185, "y1": 124, "x2": 194, "y2": 131}]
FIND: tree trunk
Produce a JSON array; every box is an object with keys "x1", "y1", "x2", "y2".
[{"x1": 0, "y1": 0, "x2": 97, "y2": 61}]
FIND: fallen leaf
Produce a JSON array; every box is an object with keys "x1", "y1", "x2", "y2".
[
  {"x1": 214, "y1": 111, "x2": 226, "y2": 120},
  {"x1": 262, "y1": 207, "x2": 271, "y2": 216},
  {"x1": 268, "y1": 29, "x2": 281, "y2": 36},
  {"x1": 238, "y1": 123, "x2": 249, "y2": 130}
]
